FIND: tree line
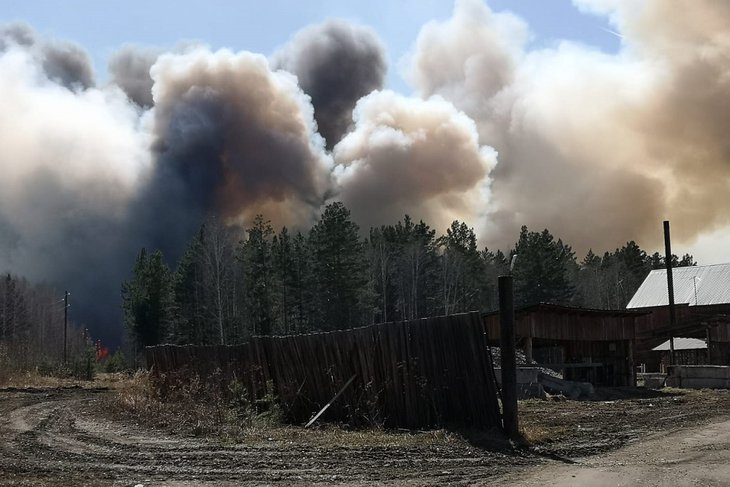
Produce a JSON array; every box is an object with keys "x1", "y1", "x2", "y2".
[
  {"x1": 123, "y1": 202, "x2": 696, "y2": 349},
  {"x1": 0, "y1": 274, "x2": 87, "y2": 371}
]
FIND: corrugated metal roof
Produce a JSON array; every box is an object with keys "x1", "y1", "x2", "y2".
[
  {"x1": 627, "y1": 263, "x2": 730, "y2": 309},
  {"x1": 652, "y1": 337, "x2": 707, "y2": 351}
]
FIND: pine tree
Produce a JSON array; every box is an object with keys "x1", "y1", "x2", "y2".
[
  {"x1": 309, "y1": 202, "x2": 370, "y2": 330},
  {"x1": 272, "y1": 227, "x2": 297, "y2": 334},
  {"x1": 575, "y1": 249, "x2": 603, "y2": 308},
  {"x1": 122, "y1": 249, "x2": 175, "y2": 347},
  {"x1": 438, "y1": 221, "x2": 485, "y2": 314},
  {"x1": 239, "y1": 215, "x2": 274, "y2": 335},
  {"x1": 290, "y1": 231, "x2": 314, "y2": 332},
  {"x1": 482, "y1": 248, "x2": 510, "y2": 310},
  {"x1": 512, "y1": 226, "x2": 576, "y2": 307},
  {"x1": 173, "y1": 236, "x2": 206, "y2": 344}
]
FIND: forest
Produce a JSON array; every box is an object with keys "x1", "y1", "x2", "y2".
[
  {"x1": 0, "y1": 274, "x2": 89, "y2": 373},
  {"x1": 0, "y1": 200, "x2": 696, "y2": 367},
  {"x1": 120, "y1": 202, "x2": 695, "y2": 350}
]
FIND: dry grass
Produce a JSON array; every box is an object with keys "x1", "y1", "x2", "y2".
[
  {"x1": 0, "y1": 369, "x2": 129, "y2": 389},
  {"x1": 105, "y1": 370, "x2": 480, "y2": 450},
  {"x1": 109, "y1": 370, "x2": 263, "y2": 440},
  {"x1": 519, "y1": 422, "x2": 570, "y2": 444}
]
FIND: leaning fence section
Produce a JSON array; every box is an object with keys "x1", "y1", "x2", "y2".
[{"x1": 146, "y1": 312, "x2": 502, "y2": 430}]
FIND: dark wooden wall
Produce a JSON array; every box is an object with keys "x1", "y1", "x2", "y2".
[
  {"x1": 146, "y1": 312, "x2": 502, "y2": 430},
  {"x1": 483, "y1": 305, "x2": 637, "y2": 342}
]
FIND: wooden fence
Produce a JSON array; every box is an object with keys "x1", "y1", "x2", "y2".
[{"x1": 146, "y1": 312, "x2": 502, "y2": 430}]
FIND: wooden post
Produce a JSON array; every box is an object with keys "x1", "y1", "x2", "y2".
[
  {"x1": 63, "y1": 290, "x2": 69, "y2": 364},
  {"x1": 524, "y1": 336, "x2": 533, "y2": 363},
  {"x1": 627, "y1": 339, "x2": 636, "y2": 387},
  {"x1": 663, "y1": 221, "x2": 676, "y2": 366},
  {"x1": 499, "y1": 275, "x2": 519, "y2": 439}
]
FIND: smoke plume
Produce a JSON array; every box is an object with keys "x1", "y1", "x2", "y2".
[
  {"x1": 407, "y1": 0, "x2": 730, "y2": 251},
  {"x1": 3, "y1": 2, "x2": 730, "y2": 341},
  {"x1": 0, "y1": 23, "x2": 94, "y2": 90},
  {"x1": 108, "y1": 46, "x2": 160, "y2": 107},
  {"x1": 0, "y1": 32, "x2": 149, "y2": 338},
  {"x1": 333, "y1": 90, "x2": 496, "y2": 233},
  {"x1": 272, "y1": 20, "x2": 386, "y2": 149},
  {"x1": 139, "y1": 47, "x2": 333, "y2": 256}
]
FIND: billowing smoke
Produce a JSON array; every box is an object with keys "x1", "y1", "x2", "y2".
[
  {"x1": 0, "y1": 30, "x2": 149, "y2": 339},
  {"x1": 334, "y1": 90, "x2": 496, "y2": 232},
  {"x1": 0, "y1": 23, "x2": 94, "y2": 90},
  {"x1": 272, "y1": 20, "x2": 386, "y2": 149},
  {"x1": 108, "y1": 45, "x2": 160, "y2": 107},
  {"x1": 407, "y1": 0, "x2": 730, "y2": 251},
  {"x1": 140, "y1": 47, "x2": 333, "y2": 256},
  {"x1": 3, "y1": 2, "x2": 730, "y2": 341}
]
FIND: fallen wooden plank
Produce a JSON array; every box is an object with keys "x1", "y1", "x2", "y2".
[{"x1": 305, "y1": 374, "x2": 357, "y2": 428}]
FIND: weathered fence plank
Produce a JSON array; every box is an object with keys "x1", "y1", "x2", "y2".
[{"x1": 146, "y1": 312, "x2": 501, "y2": 430}]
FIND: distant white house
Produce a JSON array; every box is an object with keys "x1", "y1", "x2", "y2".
[
  {"x1": 628, "y1": 263, "x2": 730, "y2": 370},
  {"x1": 627, "y1": 263, "x2": 730, "y2": 309}
]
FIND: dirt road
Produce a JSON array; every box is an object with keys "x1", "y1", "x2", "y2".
[
  {"x1": 500, "y1": 418, "x2": 730, "y2": 486},
  {"x1": 0, "y1": 387, "x2": 530, "y2": 486},
  {"x1": 2, "y1": 385, "x2": 730, "y2": 486}
]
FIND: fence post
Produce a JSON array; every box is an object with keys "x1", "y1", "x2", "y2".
[{"x1": 499, "y1": 275, "x2": 519, "y2": 439}]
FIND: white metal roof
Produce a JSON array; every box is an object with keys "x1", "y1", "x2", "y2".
[
  {"x1": 627, "y1": 263, "x2": 730, "y2": 309},
  {"x1": 652, "y1": 337, "x2": 707, "y2": 351}
]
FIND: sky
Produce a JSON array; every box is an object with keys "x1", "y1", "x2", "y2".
[{"x1": 2, "y1": 0, "x2": 622, "y2": 92}]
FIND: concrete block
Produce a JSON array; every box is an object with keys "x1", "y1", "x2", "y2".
[
  {"x1": 494, "y1": 367, "x2": 546, "y2": 399},
  {"x1": 638, "y1": 373, "x2": 667, "y2": 389},
  {"x1": 667, "y1": 365, "x2": 730, "y2": 389}
]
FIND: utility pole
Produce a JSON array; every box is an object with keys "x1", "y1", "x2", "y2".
[
  {"x1": 499, "y1": 274, "x2": 519, "y2": 439},
  {"x1": 663, "y1": 221, "x2": 676, "y2": 366},
  {"x1": 64, "y1": 290, "x2": 69, "y2": 364}
]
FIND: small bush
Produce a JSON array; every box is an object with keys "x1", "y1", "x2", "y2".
[{"x1": 104, "y1": 350, "x2": 128, "y2": 373}]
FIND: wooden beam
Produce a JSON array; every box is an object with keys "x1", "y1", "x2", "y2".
[{"x1": 305, "y1": 374, "x2": 357, "y2": 428}]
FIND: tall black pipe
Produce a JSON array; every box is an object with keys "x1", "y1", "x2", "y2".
[{"x1": 663, "y1": 221, "x2": 676, "y2": 366}]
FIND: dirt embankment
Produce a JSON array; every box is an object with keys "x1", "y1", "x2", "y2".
[{"x1": 1, "y1": 384, "x2": 729, "y2": 486}]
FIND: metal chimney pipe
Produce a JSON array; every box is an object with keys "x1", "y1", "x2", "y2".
[{"x1": 663, "y1": 221, "x2": 676, "y2": 366}]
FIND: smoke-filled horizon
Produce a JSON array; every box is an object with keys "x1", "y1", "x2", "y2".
[{"x1": 1, "y1": 0, "x2": 729, "y2": 341}]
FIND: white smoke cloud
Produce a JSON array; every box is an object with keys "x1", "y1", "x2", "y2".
[
  {"x1": 0, "y1": 45, "x2": 150, "y2": 275},
  {"x1": 333, "y1": 90, "x2": 496, "y2": 233},
  {"x1": 407, "y1": 0, "x2": 730, "y2": 253}
]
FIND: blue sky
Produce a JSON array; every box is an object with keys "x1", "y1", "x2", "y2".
[{"x1": 1, "y1": 0, "x2": 619, "y2": 92}]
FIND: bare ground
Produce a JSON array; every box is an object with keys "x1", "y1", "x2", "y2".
[
  {"x1": 0, "y1": 386, "x2": 530, "y2": 486},
  {"x1": 1, "y1": 384, "x2": 730, "y2": 486}
]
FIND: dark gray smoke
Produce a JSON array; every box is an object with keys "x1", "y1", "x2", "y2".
[
  {"x1": 108, "y1": 45, "x2": 160, "y2": 107},
  {"x1": 0, "y1": 23, "x2": 94, "y2": 90},
  {"x1": 272, "y1": 20, "x2": 386, "y2": 149},
  {"x1": 138, "y1": 48, "x2": 333, "y2": 258}
]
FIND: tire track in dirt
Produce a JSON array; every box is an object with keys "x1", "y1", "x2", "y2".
[{"x1": 0, "y1": 387, "x2": 532, "y2": 486}]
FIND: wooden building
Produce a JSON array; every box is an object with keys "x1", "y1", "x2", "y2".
[
  {"x1": 627, "y1": 264, "x2": 730, "y2": 371},
  {"x1": 483, "y1": 303, "x2": 646, "y2": 386},
  {"x1": 652, "y1": 337, "x2": 708, "y2": 372}
]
